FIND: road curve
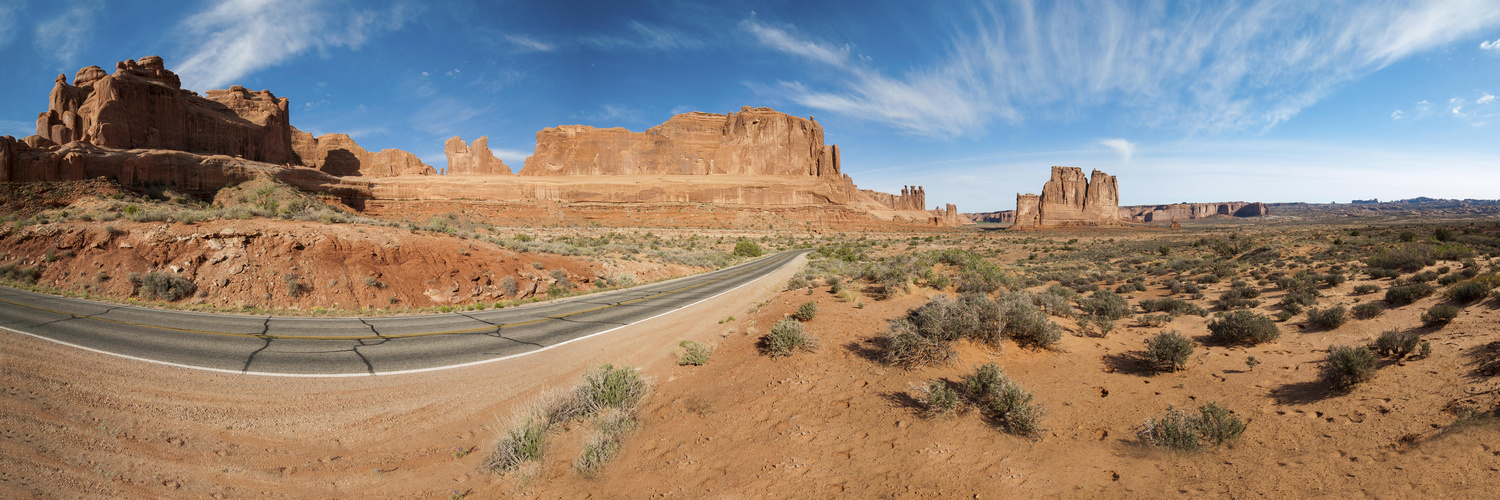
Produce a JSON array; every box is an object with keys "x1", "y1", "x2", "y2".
[{"x1": 0, "y1": 250, "x2": 806, "y2": 377}]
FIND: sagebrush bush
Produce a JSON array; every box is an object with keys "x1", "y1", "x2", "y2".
[
  {"x1": 964, "y1": 363, "x2": 1044, "y2": 437},
  {"x1": 764, "y1": 318, "x2": 817, "y2": 358},
  {"x1": 916, "y1": 380, "x2": 961, "y2": 418},
  {"x1": 1139, "y1": 313, "x2": 1173, "y2": 327},
  {"x1": 1322, "y1": 345, "x2": 1376, "y2": 391},
  {"x1": 1214, "y1": 287, "x2": 1262, "y2": 310},
  {"x1": 786, "y1": 275, "x2": 810, "y2": 290},
  {"x1": 882, "y1": 320, "x2": 957, "y2": 368},
  {"x1": 1078, "y1": 290, "x2": 1131, "y2": 320},
  {"x1": 0, "y1": 262, "x2": 41, "y2": 284},
  {"x1": 1145, "y1": 330, "x2": 1193, "y2": 372},
  {"x1": 793, "y1": 301, "x2": 820, "y2": 322},
  {"x1": 1138, "y1": 402, "x2": 1245, "y2": 450},
  {"x1": 1385, "y1": 283, "x2": 1435, "y2": 306},
  {"x1": 1207, "y1": 310, "x2": 1281, "y2": 345},
  {"x1": 1446, "y1": 281, "x2": 1493, "y2": 303},
  {"x1": 1421, "y1": 303, "x2": 1460, "y2": 326},
  {"x1": 1001, "y1": 294, "x2": 1062, "y2": 349},
  {"x1": 574, "y1": 364, "x2": 649, "y2": 416},
  {"x1": 1351, "y1": 302, "x2": 1386, "y2": 320},
  {"x1": 1351, "y1": 284, "x2": 1380, "y2": 295},
  {"x1": 733, "y1": 239, "x2": 763, "y2": 257},
  {"x1": 1366, "y1": 245, "x2": 1435, "y2": 272},
  {"x1": 1373, "y1": 330, "x2": 1419, "y2": 359},
  {"x1": 1138, "y1": 297, "x2": 1207, "y2": 316},
  {"x1": 677, "y1": 340, "x2": 712, "y2": 366},
  {"x1": 1305, "y1": 305, "x2": 1348, "y2": 329},
  {"x1": 487, "y1": 417, "x2": 549, "y2": 472},
  {"x1": 137, "y1": 271, "x2": 197, "y2": 301}
]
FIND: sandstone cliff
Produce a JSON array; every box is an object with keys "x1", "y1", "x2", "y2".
[
  {"x1": 1011, "y1": 167, "x2": 1119, "y2": 228},
  {"x1": 858, "y1": 186, "x2": 926, "y2": 212},
  {"x1": 291, "y1": 128, "x2": 435, "y2": 178},
  {"x1": 444, "y1": 136, "x2": 512, "y2": 175},
  {"x1": 36, "y1": 56, "x2": 297, "y2": 165},
  {"x1": 520, "y1": 108, "x2": 841, "y2": 179},
  {"x1": 1118, "y1": 202, "x2": 1268, "y2": 222}
]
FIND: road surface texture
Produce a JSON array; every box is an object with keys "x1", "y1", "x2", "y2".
[{"x1": 0, "y1": 250, "x2": 805, "y2": 376}]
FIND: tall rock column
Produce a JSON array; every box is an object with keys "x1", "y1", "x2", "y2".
[
  {"x1": 1083, "y1": 169, "x2": 1120, "y2": 222},
  {"x1": 445, "y1": 136, "x2": 512, "y2": 175}
]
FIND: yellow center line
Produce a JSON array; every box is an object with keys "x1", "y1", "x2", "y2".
[{"x1": 0, "y1": 253, "x2": 789, "y2": 341}]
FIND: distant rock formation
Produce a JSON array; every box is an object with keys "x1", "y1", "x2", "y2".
[
  {"x1": 36, "y1": 56, "x2": 297, "y2": 165},
  {"x1": 1118, "y1": 202, "x2": 1268, "y2": 222},
  {"x1": 858, "y1": 186, "x2": 926, "y2": 211},
  {"x1": 291, "y1": 128, "x2": 435, "y2": 178},
  {"x1": 520, "y1": 108, "x2": 841, "y2": 178},
  {"x1": 444, "y1": 136, "x2": 512, "y2": 175},
  {"x1": 1012, "y1": 167, "x2": 1119, "y2": 228}
]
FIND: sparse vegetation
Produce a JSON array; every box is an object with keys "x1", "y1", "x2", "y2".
[
  {"x1": 1421, "y1": 303, "x2": 1460, "y2": 326},
  {"x1": 1322, "y1": 345, "x2": 1376, "y2": 391},
  {"x1": 1206, "y1": 310, "x2": 1280, "y2": 345},
  {"x1": 1373, "y1": 330, "x2": 1420, "y2": 359},
  {"x1": 1138, "y1": 402, "x2": 1245, "y2": 451},
  {"x1": 1305, "y1": 305, "x2": 1348, "y2": 329},
  {"x1": 914, "y1": 380, "x2": 961, "y2": 418},
  {"x1": 677, "y1": 340, "x2": 712, "y2": 366},
  {"x1": 792, "y1": 301, "x2": 819, "y2": 322},
  {"x1": 964, "y1": 363, "x2": 1044, "y2": 437},
  {"x1": 136, "y1": 271, "x2": 197, "y2": 301},
  {"x1": 763, "y1": 318, "x2": 817, "y2": 358},
  {"x1": 1145, "y1": 330, "x2": 1194, "y2": 372}
]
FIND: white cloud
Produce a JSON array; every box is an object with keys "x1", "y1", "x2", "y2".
[
  {"x1": 1479, "y1": 93, "x2": 1497, "y2": 104},
  {"x1": 505, "y1": 34, "x2": 555, "y2": 52},
  {"x1": 582, "y1": 21, "x2": 701, "y2": 51},
  {"x1": 32, "y1": 0, "x2": 100, "y2": 70},
  {"x1": 745, "y1": 2, "x2": 1500, "y2": 138},
  {"x1": 1100, "y1": 138, "x2": 1136, "y2": 163},
  {"x1": 490, "y1": 147, "x2": 531, "y2": 166},
  {"x1": 1482, "y1": 38, "x2": 1500, "y2": 51},
  {"x1": 1391, "y1": 110, "x2": 1404, "y2": 120},
  {"x1": 174, "y1": 0, "x2": 415, "y2": 90}
]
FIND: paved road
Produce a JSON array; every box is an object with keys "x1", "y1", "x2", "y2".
[{"x1": 0, "y1": 250, "x2": 805, "y2": 376}]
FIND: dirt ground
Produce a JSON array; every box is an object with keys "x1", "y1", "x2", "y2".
[{"x1": 5, "y1": 224, "x2": 1500, "y2": 498}]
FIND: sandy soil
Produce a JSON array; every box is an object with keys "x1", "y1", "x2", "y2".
[{"x1": 6, "y1": 232, "x2": 1500, "y2": 498}]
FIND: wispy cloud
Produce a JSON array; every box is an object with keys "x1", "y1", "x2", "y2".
[
  {"x1": 32, "y1": 0, "x2": 100, "y2": 70},
  {"x1": 1391, "y1": 110, "x2": 1405, "y2": 120},
  {"x1": 1479, "y1": 93, "x2": 1497, "y2": 105},
  {"x1": 505, "y1": 34, "x2": 554, "y2": 52},
  {"x1": 582, "y1": 21, "x2": 702, "y2": 51},
  {"x1": 174, "y1": 0, "x2": 416, "y2": 90},
  {"x1": 1482, "y1": 38, "x2": 1500, "y2": 52},
  {"x1": 0, "y1": 2, "x2": 20, "y2": 49},
  {"x1": 1100, "y1": 139, "x2": 1135, "y2": 163},
  {"x1": 746, "y1": 2, "x2": 1500, "y2": 138},
  {"x1": 490, "y1": 147, "x2": 531, "y2": 165}
]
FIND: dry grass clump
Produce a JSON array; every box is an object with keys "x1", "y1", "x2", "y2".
[
  {"x1": 964, "y1": 363, "x2": 1045, "y2": 437},
  {"x1": 763, "y1": 318, "x2": 818, "y2": 358},
  {"x1": 134, "y1": 271, "x2": 197, "y2": 301},
  {"x1": 486, "y1": 364, "x2": 649, "y2": 478},
  {"x1": 676, "y1": 340, "x2": 712, "y2": 366},
  {"x1": 1138, "y1": 403, "x2": 1245, "y2": 451}
]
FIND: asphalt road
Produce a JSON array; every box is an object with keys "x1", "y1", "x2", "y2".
[{"x1": 0, "y1": 250, "x2": 805, "y2": 376}]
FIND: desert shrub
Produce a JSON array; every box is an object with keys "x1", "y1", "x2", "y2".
[
  {"x1": 1000, "y1": 294, "x2": 1062, "y2": 349},
  {"x1": 677, "y1": 340, "x2": 712, "y2": 366},
  {"x1": 1078, "y1": 290, "x2": 1131, "y2": 320},
  {"x1": 915, "y1": 380, "x2": 961, "y2": 418},
  {"x1": 1034, "y1": 292, "x2": 1075, "y2": 318},
  {"x1": 1421, "y1": 303, "x2": 1460, "y2": 326},
  {"x1": 499, "y1": 276, "x2": 519, "y2": 296},
  {"x1": 1408, "y1": 270, "x2": 1438, "y2": 283},
  {"x1": 793, "y1": 301, "x2": 820, "y2": 322},
  {"x1": 137, "y1": 271, "x2": 197, "y2": 301},
  {"x1": 1366, "y1": 245, "x2": 1435, "y2": 272},
  {"x1": 486, "y1": 417, "x2": 549, "y2": 472},
  {"x1": 550, "y1": 269, "x2": 573, "y2": 289},
  {"x1": 1352, "y1": 284, "x2": 1380, "y2": 295},
  {"x1": 613, "y1": 274, "x2": 637, "y2": 288},
  {"x1": 1322, "y1": 345, "x2": 1376, "y2": 391},
  {"x1": 1384, "y1": 283, "x2": 1435, "y2": 306},
  {"x1": 362, "y1": 276, "x2": 385, "y2": 289},
  {"x1": 573, "y1": 364, "x2": 649, "y2": 416},
  {"x1": 1305, "y1": 306, "x2": 1348, "y2": 329},
  {"x1": 0, "y1": 262, "x2": 41, "y2": 284},
  {"x1": 964, "y1": 363, "x2": 1044, "y2": 437},
  {"x1": 1139, "y1": 313, "x2": 1173, "y2": 328},
  {"x1": 732, "y1": 239, "x2": 763, "y2": 257},
  {"x1": 1206, "y1": 310, "x2": 1280, "y2": 345},
  {"x1": 764, "y1": 318, "x2": 817, "y2": 358},
  {"x1": 927, "y1": 273, "x2": 950, "y2": 290},
  {"x1": 1214, "y1": 288, "x2": 1263, "y2": 310},
  {"x1": 1078, "y1": 315, "x2": 1116, "y2": 338},
  {"x1": 786, "y1": 275, "x2": 810, "y2": 290},
  {"x1": 1351, "y1": 302, "x2": 1386, "y2": 320},
  {"x1": 1366, "y1": 268, "x2": 1401, "y2": 280},
  {"x1": 574, "y1": 413, "x2": 634, "y2": 478},
  {"x1": 1277, "y1": 290, "x2": 1320, "y2": 312},
  {"x1": 882, "y1": 319, "x2": 957, "y2": 368},
  {"x1": 283, "y1": 272, "x2": 302, "y2": 297},
  {"x1": 1145, "y1": 330, "x2": 1193, "y2": 372},
  {"x1": 1446, "y1": 281, "x2": 1494, "y2": 303},
  {"x1": 1373, "y1": 330, "x2": 1419, "y2": 359},
  {"x1": 1138, "y1": 402, "x2": 1245, "y2": 450},
  {"x1": 1138, "y1": 297, "x2": 1207, "y2": 316},
  {"x1": 1273, "y1": 310, "x2": 1296, "y2": 322}
]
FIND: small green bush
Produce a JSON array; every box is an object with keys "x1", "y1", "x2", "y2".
[
  {"x1": 1078, "y1": 290, "x2": 1131, "y2": 320},
  {"x1": 486, "y1": 417, "x2": 548, "y2": 472},
  {"x1": 1003, "y1": 297, "x2": 1062, "y2": 349},
  {"x1": 1421, "y1": 303, "x2": 1460, "y2": 326},
  {"x1": 916, "y1": 380, "x2": 960, "y2": 418},
  {"x1": 1305, "y1": 306, "x2": 1348, "y2": 329},
  {"x1": 1138, "y1": 402, "x2": 1245, "y2": 450},
  {"x1": 733, "y1": 240, "x2": 763, "y2": 257},
  {"x1": 1145, "y1": 330, "x2": 1193, "y2": 372},
  {"x1": 677, "y1": 340, "x2": 712, "y2": 366},
  {"x1": 792, "y1": 301, "x2": 820, "y2": 322},
  {"x1": 964, "y1": 363, "x2": 1044, "y2": 437},
  {"x1": 1138, "y1": 297, "x2": 1206, "y2": 316},
  {"x1": 573, "y1": 364, "x2": 649, "y2": 416},
  {"x1": 1351, "y1": 302, "x2": 1386, "y2": 320},
  {"x1": 1372, "y1": 330, "x2": 1419, "y2": 359},
  {"x1": 1446, "y1": 281, "x2": 1494, "y2": 303},
  {"x1": 1207, "y1": 310, "x2": 1281, "y2": 345},
  {"x1": 1139, "y1": 313, "x2": 1173, "y2": 328},
  {"x1": 1385, "y1": 283, "x2": 1435, "y2": 306},
  {"x1": 1352, "y1": 284, "x2": 1380, "y2": 295},
  {"x1": 137, "y1": 271, "x2": 197, "y2": 301},
  {"x1": 764, "y1": 318, "x2": 817, "y2": 358},
  {"x1": 284, "y1": 272, "x2": 302, "y2": 297},
  {"x1": 1322, "y1": 345, "x2": 1376, "y2": 391},
  {"x1": 786, "y1": 275, "x2": 810, "y2": 290}
]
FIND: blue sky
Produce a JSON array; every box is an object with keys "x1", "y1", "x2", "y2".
[{"x1": 1, "y1": 0, "x2": 1499, "y2": 212}]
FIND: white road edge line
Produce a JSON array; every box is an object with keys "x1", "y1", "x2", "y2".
[{"x1": 0, "y1": 252, "x2": 803, "y2": 378}]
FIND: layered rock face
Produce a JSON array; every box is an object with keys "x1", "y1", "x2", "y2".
[
  {"x1": 291, "y1": 128, "x2": 435, "y2": 178},
  {"x1": 520, "y1": 108, "x2": 841, "y2": 179},
  {"x1": 1012, "y1": 167, "x2": 1119, "y2": 228},
  {"x1": 1118, "y1": 202, "x2": 1268, "y2": 222},
  {"x1": 36, "y1": 56, "x2": 297, "y2": 165},
  {"x1": 858, "y1": 186, "x2": 925, "y2": 211},
  {"x1": 444, "y1": 136, "x2": 512, "y2": 175}
]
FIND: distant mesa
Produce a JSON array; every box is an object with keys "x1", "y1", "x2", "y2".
[
  {"x1": 964, "y1": 166, "x2": 1268, "y2": 226},
  {"x1": 0, "y1": 57, "x2": 960, "y2": 227}
]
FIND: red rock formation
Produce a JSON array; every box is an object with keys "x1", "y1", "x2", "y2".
[
  {"x1": 35, "y1": 56, "x2": 297, "y2": 165},
  {"x1": 857, "y1": 186, "x2": 925, "y2": 211},
  {"x1": 1011, "y1": 167, "x2": 1119, "y2": 228},
  {"x1": 1118, "y1": 202, "x2": 1269, "y2": 222},
  {"x1": 444, "y1": 136, "x2": 512, "y2": 175},
  {"x1": 291, "y1": 128, "x2": 435, "y2": 178},
  {"x1": 520, "y1": 107, "x2": 841, "y2": 179}
]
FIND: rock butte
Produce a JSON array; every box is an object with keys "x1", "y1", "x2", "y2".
[
  {"x1": 0, "y1": 56, "x2": 962, "y2": 226},
  {"x1": 1010, "y1": 166, "x2": 1121, "y2": 229}
]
